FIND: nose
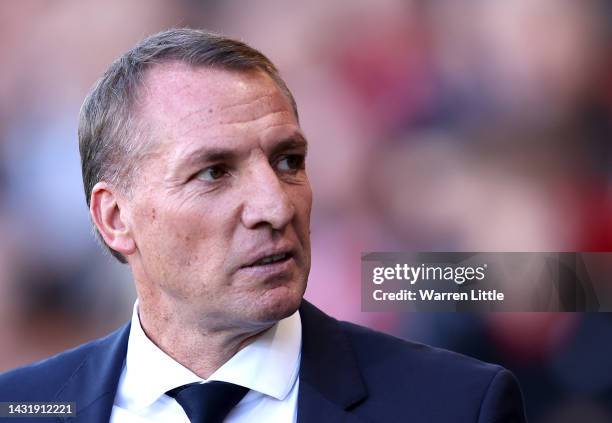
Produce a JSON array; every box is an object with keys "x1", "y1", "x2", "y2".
[{"x1": 240, "y1": 160, "x2": 295, "y2": 231}]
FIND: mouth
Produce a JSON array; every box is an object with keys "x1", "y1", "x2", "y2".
[
  {"x1": 236, "y1": 247, "x2": 300, "y2": 283},
  {"x1": 243, "y1": 251, "x2": 293, "y2": 268}
]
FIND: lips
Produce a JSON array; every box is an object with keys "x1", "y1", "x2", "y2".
[
  {"x1": 251, "y1": 252, "x2": 290, "y2": 266},
  {"x1": 242, "y1": 250, "x2": 293, "y2": 268}
]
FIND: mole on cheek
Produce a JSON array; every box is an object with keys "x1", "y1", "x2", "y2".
[{"x1": 151, "y1": 208, "x2": 156, "y2": 220}]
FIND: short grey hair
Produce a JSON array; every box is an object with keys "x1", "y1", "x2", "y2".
[{"x1": 78, "y1": 28, "x2": 299, "y2": 263}]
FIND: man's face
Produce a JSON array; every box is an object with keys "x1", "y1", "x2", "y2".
[{"x1": 124, "y1": 63, "x2": 311, "y2": 329}]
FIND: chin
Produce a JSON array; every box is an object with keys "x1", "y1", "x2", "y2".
[{"x1": 250, "y1": 280, "x2": 306, "y2": 324}]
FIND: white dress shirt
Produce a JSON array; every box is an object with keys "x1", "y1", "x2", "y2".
[{"x1": 110, "y1": 302, "x2": 302, "y2": 423}]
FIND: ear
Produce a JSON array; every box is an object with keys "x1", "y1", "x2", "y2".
[{"x1": 90, "y1": 182, "x2": 136, "y2": 257}]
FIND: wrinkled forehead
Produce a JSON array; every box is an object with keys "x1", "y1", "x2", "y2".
[
  {"x1": 134, "y1": 62, "x2": 292, "y2": 131},
  {"x1": 128, "y1": 61, "x2": 301, "y2": 174}
]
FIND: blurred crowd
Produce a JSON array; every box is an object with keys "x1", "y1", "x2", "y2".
[{"x1": 0, "y1": 1, "x2": 611, "y2": 421}]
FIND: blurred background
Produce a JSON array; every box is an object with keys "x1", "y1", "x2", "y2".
[{"x1": 1, "y1": 0, "x2": 611, "y2": 421}]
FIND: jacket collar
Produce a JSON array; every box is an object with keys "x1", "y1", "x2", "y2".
[
  {"x1": 52, "y1": 300, "x2": 368, "y2": 423},
  {"x1": 55, "y1": 323, "x2": 131, "y2": 423},
  {"x1": 297, "y1": 300, "x2": 368, "y2": 422}
]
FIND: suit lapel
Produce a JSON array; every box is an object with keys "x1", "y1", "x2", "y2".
[
  {"x1": 55, "y1": 324, "x2": 131, "y2": 423},
  {"x1": 50, "y1": 302, "x2": 366, "y2": 422},
  {"x1": 297, "y1": 301, "x2": 368, "y2": 423}
]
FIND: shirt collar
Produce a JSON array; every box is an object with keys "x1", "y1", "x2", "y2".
[{"x1": 117, "y1": 301, "x2": 301, "y2": 410}]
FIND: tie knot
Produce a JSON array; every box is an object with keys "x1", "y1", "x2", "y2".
[{"x1": 166, "y1": 381, "x2": 249, "y2": 423}]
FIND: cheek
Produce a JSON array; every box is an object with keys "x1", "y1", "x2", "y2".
[
  {"x1": 292, "y1": 182, "x2": 313, "y2": 223},
  {"x1": 289, "y1": 183, "x2": 313, "y2": 253},
  {"x1": 133, "y1": 200, "x2": 206, "y2": 267},
  {"x1": 149, "y1": 199, "x2": 240, "y2": 272}
]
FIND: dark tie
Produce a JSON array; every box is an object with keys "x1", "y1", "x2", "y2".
[{"x1": 166, "y1": 381, "x2": 249, "y2": 423}]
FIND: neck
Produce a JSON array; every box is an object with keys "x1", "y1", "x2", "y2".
[{"x1": 136, "y1": 298, "x2": 271, "y2": 379}]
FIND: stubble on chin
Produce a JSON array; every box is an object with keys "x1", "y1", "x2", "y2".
[{"x1": 233, "y1": 278, "x2": 306, "y2": 327}]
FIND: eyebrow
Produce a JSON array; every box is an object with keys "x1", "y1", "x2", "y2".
[
  {"x1": 173, "y1": 132, "x2": 308, "y2": 172},
  {"x1": 268, "y1": 133, "x2": 308, "y2": 158}
]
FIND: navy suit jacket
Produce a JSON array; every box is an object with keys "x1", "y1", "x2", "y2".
[{"x1": 0, "y1": 301, "x2": 526, "y2": 422}]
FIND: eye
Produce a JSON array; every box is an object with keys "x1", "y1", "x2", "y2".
[
  {"x1": 276, "y1": 154, "x2": 305, "y2": 173},
  {"x1": 195, "y1": 165, "x2": 228, "y2": 181}
]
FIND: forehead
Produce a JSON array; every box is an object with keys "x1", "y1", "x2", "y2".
[
  {"x1": 131, "y1": 62, "x2": 301, "y2": 178},
  {"x1": 136, "y1": 62, "x2": 293, "y2": 133}
]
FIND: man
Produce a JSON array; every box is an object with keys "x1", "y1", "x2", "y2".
[{"x1": 0, "y1": 29, "x2": 526, "y2": 422}]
